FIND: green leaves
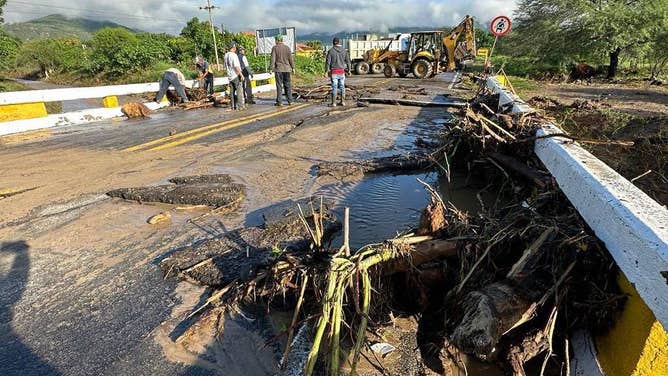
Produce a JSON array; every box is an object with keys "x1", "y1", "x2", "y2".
[
  {"x1": 0, "y1": 0, "x2": 6, "y2": 24},
  {"x1": 0, "y1": 29, "x2": 19, "y2": 69},
  {"x1": 507, "y1": 0, "x2": 667, "y2": 76}
]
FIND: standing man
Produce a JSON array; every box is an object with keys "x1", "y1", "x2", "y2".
[
  {"x1": 224, "y1": 42, "x2": 245, "y2": 111},
  {"x1": 155, "y1": 67, "x2": 189, "y2": 104},
  {"x1": 195, "y1": 56, "x2": 214, "y2": 96},
  {"x1": 270, "y1": 34, "x2": 295, "y2": 106},
  {"x1": 237, "y1": 46, "x2": 255, "y2": 104},
  {"x1": 325, "y1": 37, "x2": 352, "y2": 106}
]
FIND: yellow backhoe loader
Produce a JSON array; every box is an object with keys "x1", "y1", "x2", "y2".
[{"x1": 382, "y1": 15, "x2": 477, "y2": 79}]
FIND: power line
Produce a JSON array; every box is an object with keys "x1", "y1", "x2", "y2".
[{"x1": 199, "y1": 0, "x2": 220, "y2": 66}]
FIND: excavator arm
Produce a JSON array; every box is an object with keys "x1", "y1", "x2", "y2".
[{"x1": 443, "y1": 15, "x2": 476, "y2": 71}]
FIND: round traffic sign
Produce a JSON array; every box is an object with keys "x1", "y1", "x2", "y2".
[{"x1": 490, "y1": 15, "x2": 512, "y2": 37}]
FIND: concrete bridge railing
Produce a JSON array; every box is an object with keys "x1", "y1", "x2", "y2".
[
  {"x1": 0, "y1": 73, "x2": 275, "y2": 136},
  {"x1": 485, "y1": 76, "x2": 668, "y2": 376}
]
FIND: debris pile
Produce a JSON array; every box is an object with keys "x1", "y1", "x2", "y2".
[
  {"x1": 121, "y1": 102, "x2": 152, "y2": 119},
  {"x1": 527, "y1": 95, "x2": 667, "y2": 206},
  {"x1": 293, "y1": 84, "x2": 380, "y2": 101},
  {"x1": 107, "y1": 174, "x2": 245, "y2": 210},
  {"x1": 156, "y1": 85, "x2": 624, "y2": 375},
  {"x1": 316, "y1": 153, "x2": 433, "y2": 180}
]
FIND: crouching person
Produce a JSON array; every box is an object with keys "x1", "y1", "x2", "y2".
[{"x1": 155, "y1": 68, "x2": 189, "y2": 104}]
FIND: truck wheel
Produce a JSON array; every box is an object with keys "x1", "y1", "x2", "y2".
[
  {"x1": 371, "y1": 63, "x2": 384, "y2": 74},
  {"x1": 355, "y1": 62, "x2": 370, "y2": 75},
  {"x1": 411, "y1": 59, "x2": 433, "y2": 79},
  {"x1": 383, "y1": 64, "x2": 396, "y2": 78}
]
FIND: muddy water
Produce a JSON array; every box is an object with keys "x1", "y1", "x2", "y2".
[
  {"x1": 315, "y1": 172, "x2": 436, "y2": 250},
  {"x1": 313, "y1": 171, "x2": 483, "y2": 250}
]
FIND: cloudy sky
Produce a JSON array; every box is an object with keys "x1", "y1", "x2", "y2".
[{"x1": 3, "y1": 0, "x2": 518, "y2": 35}]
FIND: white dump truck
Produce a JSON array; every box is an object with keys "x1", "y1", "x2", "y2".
[{"x1": 347, "y1": 34, "x2": 410, "y2": 74}]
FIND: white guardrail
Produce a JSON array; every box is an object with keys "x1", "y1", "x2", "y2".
[
  {"x1": 0, "y1": 73, "x2": 274, "y2": 136},
  {"x1": 485, "y1": 76, "x2": 668, "y2": 328}
]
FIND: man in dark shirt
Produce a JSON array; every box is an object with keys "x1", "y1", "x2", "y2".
[
  {"x1": 195, "y1": 56, "x2": 214, "y2": 95},
  {"x1": 325, "y1": 37, "x2": 352, "y2": 106},
  {"x1": 270, "y1": 34, "x2": 295, "y2": 106},
  {"x1": 237, "y1": 46, "x2": 255, "y2": 104}
]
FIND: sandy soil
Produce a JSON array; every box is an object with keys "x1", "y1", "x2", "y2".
[{"x1": 524, "y1": 80, "x2": 668, "y2": 205}]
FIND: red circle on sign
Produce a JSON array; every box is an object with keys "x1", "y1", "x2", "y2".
[{"x1": 490, "y1": 15, "x2": 512, "y2": 37}]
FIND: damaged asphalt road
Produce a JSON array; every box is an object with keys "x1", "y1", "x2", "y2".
[{"x1": 0, "y1": 74, "x2": 465, "y2": 375}]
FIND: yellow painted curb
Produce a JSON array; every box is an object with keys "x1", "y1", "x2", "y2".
[
  {"x1": 0, "y1": 102, "x2": 48, "y2": 122},
  {"x1": 251, "y1": 80, "x2": 258, "y2": 88},
  {"x1": 103, "y1": 96, "x2": 119, "y2": 108},
  {"x1": 596, "y1": 274, "x2": 668, "y2": 376}
]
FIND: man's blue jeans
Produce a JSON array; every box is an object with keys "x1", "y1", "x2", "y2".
[{"x1": 331, "y1": 74, "x2": 345, "y2": 101}]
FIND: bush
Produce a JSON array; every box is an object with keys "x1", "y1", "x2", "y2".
[
  {"x1": 15, "y1": 37, "x2": 87, "y2": 77},
  {"x1": 89, "y1": 28, "x2": 174, "y2": 77},
  {"x1": 0, "y1": 29, "x2": 20, "y2": 69},
  {"x1": 295, "y1": 55, "x2": 325, "y2": 76}
]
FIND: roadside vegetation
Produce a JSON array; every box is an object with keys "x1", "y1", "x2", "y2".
[{"x1": 0, "y1": 17, "x2": 325, "y2": 89}]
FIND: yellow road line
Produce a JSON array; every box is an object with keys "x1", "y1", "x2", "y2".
[
  {"x1": 124, "y1": 104, "x2": 309, "y2": 152},
  {"x1": 149, "y1": 103, "x2": 309, "y2": 151}
]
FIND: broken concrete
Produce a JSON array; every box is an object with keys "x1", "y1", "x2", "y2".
[{"x1": 107, "y1": 174, "x2": 245, "y2": 208}]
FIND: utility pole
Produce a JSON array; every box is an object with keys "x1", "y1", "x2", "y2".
[{"x1": 200, "y1": 0, "x2": 220, "y2": 67}]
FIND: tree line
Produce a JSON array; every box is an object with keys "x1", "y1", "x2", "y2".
[
  {"x1": 499, "y1": 0, "x2": 668, "y2": 79},
  {"x1": 2, "y1": 1, "x2": 667, "y2": 82},
  {"x1": 0, "y1": 17, "x2": 325, "y2": 84}
]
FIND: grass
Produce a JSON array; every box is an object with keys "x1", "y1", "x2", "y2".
[{"x1": 0, "y1": 77, "x2": 28, "y2": 92}]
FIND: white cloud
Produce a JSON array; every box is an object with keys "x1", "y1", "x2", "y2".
[{"x1": 3, "y1": 0, "x2": 518, "y2": 36}]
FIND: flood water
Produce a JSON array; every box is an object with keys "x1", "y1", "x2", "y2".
[{"x1": 313, "y1": 170, "x2": 484, "y2": 250}]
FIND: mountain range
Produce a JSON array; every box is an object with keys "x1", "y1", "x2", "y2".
[
  {"x1": 2, "y1": 14, "x2": 456, "y2": 43},
  {"x1": 3, "y1": 14, "x2": 135, "y2": 41}
]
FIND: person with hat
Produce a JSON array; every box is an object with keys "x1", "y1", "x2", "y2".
[
  {"x1": 237, "y1": 46, "x2": 255, "y2": 105},
  {"x1": 224, "y1": 42, "x2": 245, "y2": 110},
  {"x1": 270, "y1": 34, "x2": 295, "y2": 106},
  {"x1": 325, "y1": 37, "x2": 352, "y2": 106},
  {"x1": 195, "y1": 56, "x2": 214, "y2": 96}
]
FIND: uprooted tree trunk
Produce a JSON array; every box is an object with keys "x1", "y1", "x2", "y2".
[{"x1": 451, "y1": 282, "x2": 533, "y2": 359}]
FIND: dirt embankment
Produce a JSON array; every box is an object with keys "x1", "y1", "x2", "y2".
[{"x1": 525, "y1": 80, "x2": 668, "y2": 205}]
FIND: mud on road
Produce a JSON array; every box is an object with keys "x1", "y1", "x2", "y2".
[{"x1": 0, "y1": 75, "x2": 465, "y2": 375}]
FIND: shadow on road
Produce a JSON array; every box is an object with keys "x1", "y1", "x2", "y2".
[{"x1": 0, "y1": 241, "x2": 61, "y2": 375}]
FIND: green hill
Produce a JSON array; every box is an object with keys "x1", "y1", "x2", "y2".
[{"x1": 3, "y1": 14, "x2": 137, "y2": 41}]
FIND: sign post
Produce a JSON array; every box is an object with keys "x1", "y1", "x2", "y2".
[{"x1": 485, "y1": 15, "x2": 512, "y2": 70}]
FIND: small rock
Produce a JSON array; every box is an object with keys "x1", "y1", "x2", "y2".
[
  {"x1": 148, "y1": 212, "x2": 171, "y2": 225},
  {"x1": 371, "y1": 342, "x2": 396, "y2": 356}
]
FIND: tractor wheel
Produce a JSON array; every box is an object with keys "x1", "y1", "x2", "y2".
[
  {"x1": 355, "y1": 62, "x2": 370, "y2": 75},
  {"x1": 383, "y1": 64, "x2": 396, "y2": 78},
  {"x1": 411, "y1": 59, "x2": 433, "y2": 79},
  {"x1": 371, "y1": 63, "x2": 384, "y2": 74}
]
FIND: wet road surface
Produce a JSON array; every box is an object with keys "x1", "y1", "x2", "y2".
[{"x1": 0, "y1": 74, "x2": 467, "y2": 375}]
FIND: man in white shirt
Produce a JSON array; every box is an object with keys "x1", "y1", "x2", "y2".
[
  {"x1": 224, "y1": 42, "x2": 245, "y2": 110},
  {"x1": 155, "y1": 67, "x2": 188, "y2": 104}
]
